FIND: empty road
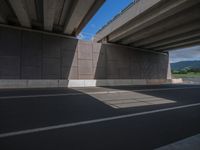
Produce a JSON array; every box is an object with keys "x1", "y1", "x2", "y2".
[{"x1": 0, "y1": 84, "x2": 200, "y2": 150}]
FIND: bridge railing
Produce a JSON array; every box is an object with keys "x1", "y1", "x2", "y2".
[{"x1": 96, "y1": 0, "x2": 141, "y2": 34}]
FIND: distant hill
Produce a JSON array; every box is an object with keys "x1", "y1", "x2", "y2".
[{"x1": 171, "y1": 60, "x2": 200, "y2": 71}]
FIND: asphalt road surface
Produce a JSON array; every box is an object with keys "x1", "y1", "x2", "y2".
[{"x1": 0, "y1": 84, "x2": 200, "y2": 150}]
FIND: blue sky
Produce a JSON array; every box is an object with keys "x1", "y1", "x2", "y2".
[
  {"x1": 169, "y1": 46, "x2": 200, "y2": 63},
  {"x1": 79, "y1": 0, "x2": 133, "y2": 40},
  {"x1": 79, "y1": 0, "x2": 200, "y2": 63}
]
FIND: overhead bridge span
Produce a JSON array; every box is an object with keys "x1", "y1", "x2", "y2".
[
  {"x1": 0, "y1": 0, "x2": 197, "y2": 88},
  {"x1": 95, "y1": 0, "x2": 200, "y2": 52}
]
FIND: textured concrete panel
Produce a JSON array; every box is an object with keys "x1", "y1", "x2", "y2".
[
  {"x1": 131, "y1": 63, "x2": 141, "y2": 79},
  {"x1": 120, "y1": 68, "x2": 131, "y2": 79},
  {"x1": 119, "y1": 56, "x2": 131, "y2": 68},
  {"x1": 78, "y1": 41, "x2": 93, "y2": 59},
  {"x1": 94, "y1": 67, "x2": 106, "y2": 79},
  {"x1": 92, "y1": 42, "x2": 103, "y2": 53},
  {"x1": 0, "y1": 28, "x2": 21, "y2": 56},
  {"x1": 21, "y1": 56, "x2": 42, "y2": 67},
  {"x1": 79, "y1": 74, "x2": 94, "y2": 79},
  {"x1": 0, "y1": 56, "x2": 20, "y2": 79},
  {"x1": 61, "y1": 37, "x2": 78, "y2": 51},
  {"x1": 22, "y1": 31, "x2": 43, "y2": 54},
  {"x1": 93, "y1": 53, "x2": 106, "y2": 68},
  {"x1": 107, "y1": 74, "x2": 120, "y2": 79},
  {"x1": 43, "y1": 58, "x2": 61, "y2": 79},
  {"x1": 78, "y1": 59, "x2": 93, "y2": 75},
  {"x1": 106, "y1": 60, "x2": 120, "y2": 77},
  {"x1": 106, "y1": 46, "x2": 122, "y2": 61},
  {"x1": 93, "y1": 47, "x2": 106, "y2": 67},
  {"x1": 62, "y1": 66, "x2": 78, "y2": 79},
  {"x1": 93, "y1": 53, "x2": 100, "y2": 63},
  {"x1": 61, "y1": 51, "x2": 78, "y2": 67},
  {"x1": 21, "y1": 31, "x2": 43, "y2": 79},
  {"x1": 61, "y1": 66, "x2": 70, "y2": 79},
  {"x1": 0, "y1": 27, "x2": 169, "y2": 81},
  {"x1": 43, "y1": 35, "x2": 61, "y2": 58},
  {"x1": 21, "y1": 66, "x2": 42, "y2": 79},
  {"x1": 61, "y1": 40, "x2": 78, "y2": 79}
]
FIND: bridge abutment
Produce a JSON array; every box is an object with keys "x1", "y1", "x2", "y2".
[{"x1": 0, "y1": 26, "x2": 171, "y2": 88}]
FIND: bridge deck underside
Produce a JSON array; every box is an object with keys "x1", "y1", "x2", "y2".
[
  {"x1": 0, "y1": 0, "x2": 104, "y2": 36},
  {"x1": 96, "y1": 0, "x2": 200, "y2": 52}
]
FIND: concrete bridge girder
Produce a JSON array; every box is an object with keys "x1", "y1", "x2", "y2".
[
  {"x1": 144, "y1": 30, "x2": 200, "y2": 49},
  {"x1": 133, "y1": 20, "x2": 200, "y2": 49},
  {"x1": 120, "y1": 5, "x2": 200, "y2": 45},
  {"x1": 0, "y1": 0, "x2": 105, "y2": 36},
  {"x1": 156, "y1": 37, "x2": 200, "y2": 51},
  {"x1": 158, "y1": 41, "x2": 200, "y2": 52},
  {"x1": 8, "y1": 0, "x2": 31, "y2": 27},
  {"x1": 95, "y1": 0, "x2": 200, "y2": 52},
  {"x1": 107, "y1": 0, "x2": 199, "y2": 42}
]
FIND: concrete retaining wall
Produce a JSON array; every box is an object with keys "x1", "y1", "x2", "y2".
[{"x1": 0, "y1": 26, "x2": 169, "y2": 82}]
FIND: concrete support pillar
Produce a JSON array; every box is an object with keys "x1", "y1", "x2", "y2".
[{"x1": 167, "y1": 53, "x2": 172, "y2": 79}]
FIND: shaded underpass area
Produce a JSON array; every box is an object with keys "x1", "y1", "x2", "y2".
[{"x1": 0, "y1": 84, "x2": 200, "y2": 149}]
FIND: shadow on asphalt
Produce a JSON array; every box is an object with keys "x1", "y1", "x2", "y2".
[
  {"x1": 1, "y1": 84, "x2": 200, "y2": 134},
  {"x1": 0, "y1": 85, "x2": 200, "y2": 150}
]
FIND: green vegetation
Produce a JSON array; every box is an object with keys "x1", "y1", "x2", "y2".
[
  {"x1": 172, "y1": 67, "x2": 200, "y2": 78},
  {"x1": 172, "y1": 72, "x2": 200, "y2": 78}
]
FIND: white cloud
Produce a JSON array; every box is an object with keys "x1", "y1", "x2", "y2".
[{"x1": 169, "y1": 46, "x2": 200, "y2": 63}]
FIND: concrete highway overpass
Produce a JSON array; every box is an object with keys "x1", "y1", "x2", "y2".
[
  {"x1": 0, "y1": 0, "x2": 198, "y2": 88},
  {"x1": 0, "y1": 0, "x2": 105, "y2": 36},
  {"x1": 0, "y1": 2, "x2": 200, "y2": 149},
  {"x1": 95, "y1": 0, "x2": 200, "y2": 52}
]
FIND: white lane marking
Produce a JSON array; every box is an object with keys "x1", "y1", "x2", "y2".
[
  {"x1": 0, "y1": 102, "x2": 200, "y2": 138},
  {"x1": 0, "y1": 86, "x2": 199, "y2": 100}
]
